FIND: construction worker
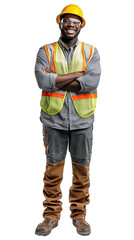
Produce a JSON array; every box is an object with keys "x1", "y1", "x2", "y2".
[{"x1": 34, "y1": 4, "x2": 101, "y2": 236}]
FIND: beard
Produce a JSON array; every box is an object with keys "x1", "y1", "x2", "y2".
[{"x1": 60, "y1": 27, "x2": 81, "y2": 41}]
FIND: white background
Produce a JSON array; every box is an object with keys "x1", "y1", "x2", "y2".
[{"x1": 0, "y1": 0, "x2": 134, "y2": 239}]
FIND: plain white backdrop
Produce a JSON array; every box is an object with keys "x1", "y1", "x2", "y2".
[{"x1": 0, "y1": 0, "x2": 134, "y2": 239}]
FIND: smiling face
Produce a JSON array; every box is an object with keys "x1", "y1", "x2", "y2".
[{"x1": 59, "y1": 14, "x2": 82, "y2": 41}]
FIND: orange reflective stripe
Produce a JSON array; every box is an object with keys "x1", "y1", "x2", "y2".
[
  {"x1": 42, "y1": 92, "x2": 65, "y2": 98},
  {"x1": 72, "y1": 93, "x2": 97, "y2": 100},
  {"x1": 82, "y1": 42, "x2": 86, "y2": 71},
  {"x1": 44, "y1": 45, "x2": 50, "y2": 66},
  {"x1": 87, "y1": 45, "x2": 94, "y2": 63},
  {"x1": 52, "y1": 42, "x2": 56, "y2": 72}
]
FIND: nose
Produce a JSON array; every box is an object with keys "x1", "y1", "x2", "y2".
[{"x1": 67, "y1": 21, "x2": 75, "y2": 26}]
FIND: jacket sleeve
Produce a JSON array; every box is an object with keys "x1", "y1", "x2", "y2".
[
  {"x1": 76, "y1": 47, "x2": 101, "y2": 93},
  {"x1": 34, "y1": 46, "x2": 58, "y2": 91}
]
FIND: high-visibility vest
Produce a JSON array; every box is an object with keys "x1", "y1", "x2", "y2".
[{"x1": 40, "y1": 41, "x2": 97, "y2": 118}]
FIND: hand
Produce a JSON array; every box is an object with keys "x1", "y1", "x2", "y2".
[{"x1": 42, "y1": 66, "x2": 55, "y2": 73}]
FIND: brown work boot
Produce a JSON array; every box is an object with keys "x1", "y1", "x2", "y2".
[
  {"x1": 73, "y1": 218, "x2": 91, "y2": 236},
  {"x1": 35, "y1": 218, "x2": 58, "y2": 236}
]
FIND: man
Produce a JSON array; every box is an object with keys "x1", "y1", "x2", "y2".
[{"x1": 34, "y1": 4, "x2": 101, "y2": 236}]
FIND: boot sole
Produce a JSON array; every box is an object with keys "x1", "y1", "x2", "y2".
[
  {"x1": 77, "y1": 229, "x2": 91, "y2": 236},
  {"x1": 35, "y1": 222, "x2": 58, "y2": 236}
]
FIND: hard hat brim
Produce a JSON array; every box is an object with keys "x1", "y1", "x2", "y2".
[{"x1": 56, "y1": 14, "x2": 86, "y2": 28}]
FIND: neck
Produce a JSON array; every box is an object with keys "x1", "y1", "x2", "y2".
[{"x1": 60, "y1": 36, "x2": 78, "y2": 49}]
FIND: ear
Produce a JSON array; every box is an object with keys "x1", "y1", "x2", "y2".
[{"x1": 59, "y1": 23, "x2": 62, "y2": 30}]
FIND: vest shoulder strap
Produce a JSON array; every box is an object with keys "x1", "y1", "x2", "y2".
[
  {"x1": 84, "y1": 43, "x2": 94, "y2": 64},
  {"x1": 44, "y1": 44, "x2": 50, "y2": 66},
  {"x1": 44, "y1": 43, "x2": 56, "y2": 70}
]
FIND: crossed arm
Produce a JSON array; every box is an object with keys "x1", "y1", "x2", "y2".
[
  {"x1": 35, "y1": 46, "x2": 101, "y2": 93},
  {"x1": 42, "y1": 66, "x2": 84, "y2": 92}
]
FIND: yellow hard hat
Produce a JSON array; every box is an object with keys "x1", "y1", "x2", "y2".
[{"x1": 56, "y1": 4, "x2": 86, "y2": 28}]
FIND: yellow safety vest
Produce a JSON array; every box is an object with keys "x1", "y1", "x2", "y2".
[{"x1": 40, "y1": 41, "x2": 97, "y2": 118}]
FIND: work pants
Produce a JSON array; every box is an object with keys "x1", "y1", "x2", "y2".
[{"x1": 42, "y1": 125, "x2": 93, "y2": 220}]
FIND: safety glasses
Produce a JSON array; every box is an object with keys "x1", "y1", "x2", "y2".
[{"x1": 61, "y1": 18, "x2": 81, "y2": 26}]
